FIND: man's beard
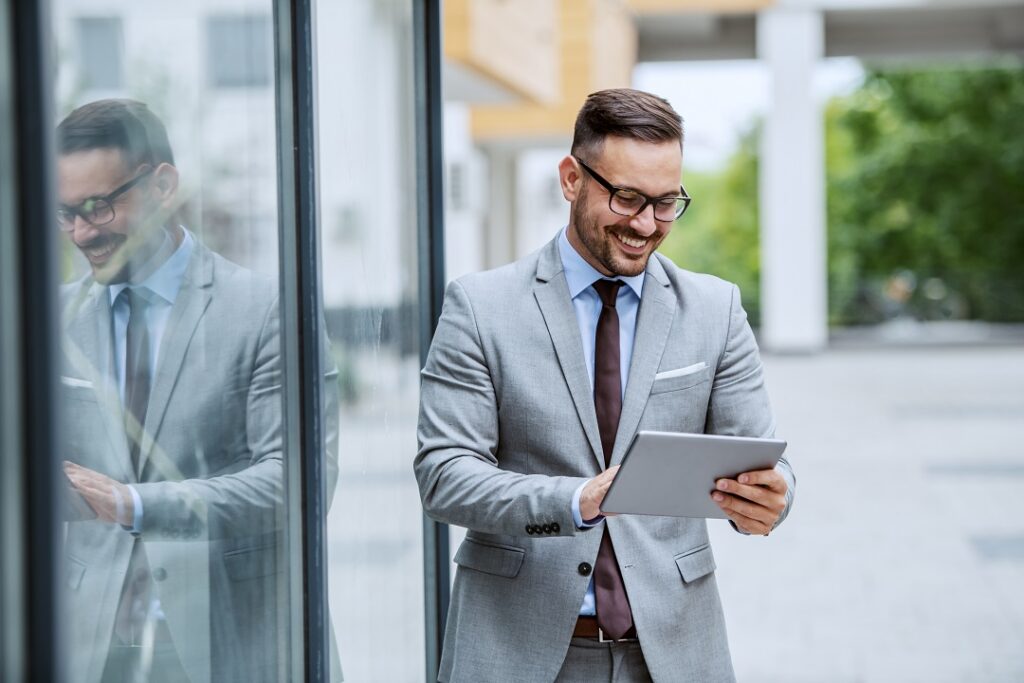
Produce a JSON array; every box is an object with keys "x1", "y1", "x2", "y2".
[{"x1": 571, "y1": 198, "x2": 653, "y2": 278}]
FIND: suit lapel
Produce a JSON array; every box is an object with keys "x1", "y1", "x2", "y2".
[
  {"x1": 62, "y1": 282, "x2": 135, "y2": 483},
  {"x1": 612, "y1": 254, "x2": 677, "y2": 465},
  {"x1": 533, "y1": 239, "x2": 606, "y2": 471},
  {"x1": 137, "y1": 244, "x2": 213, "y2": 477}
]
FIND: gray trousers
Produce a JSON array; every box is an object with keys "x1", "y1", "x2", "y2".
[{"x1": 555, "y1": 637, "x2": 653, "y2": 683}]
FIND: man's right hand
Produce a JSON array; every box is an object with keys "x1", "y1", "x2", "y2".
[{"x1": 579, "y1": 465, "x2": 620, "y2": 522}]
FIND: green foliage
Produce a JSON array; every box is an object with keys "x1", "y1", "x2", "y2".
[
  {"x1": 659, "y1": 128, "x2": 762, "y2": 326},
  {"x1": 661, "y1": 60, "x2": 1024, "y2": 327},
  {"x1": 827, "y1": 61, "x2": 1024, "y2": 323}
]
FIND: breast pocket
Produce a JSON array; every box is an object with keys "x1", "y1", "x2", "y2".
[
  {"x1": 650, "y1": 365, "x2": 711, "y2": 395},
  {"x1": 642, "y1": 366, "x2": 712, "y2": 433}
]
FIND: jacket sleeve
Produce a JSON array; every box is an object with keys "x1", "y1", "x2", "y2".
[
  {"x1": 415, "y1": 279, "x2": 583, "y2": 538},
  {"x1": 706, "y1": 284, "x2": 796, "y2": 531}
]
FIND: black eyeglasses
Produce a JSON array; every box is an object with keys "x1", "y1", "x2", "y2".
[
  {"x1": 574, "y1": 156, "x2": 691, "y2": 223},
  {"x1": 56, "y1": 167, "x2": 153, "y2": 232}
]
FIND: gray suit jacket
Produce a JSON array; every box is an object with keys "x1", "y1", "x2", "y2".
[
  {"x1": 416, "y1": 235, "x2": 795, "y2": 682},
  {"x1": 60, "y1": 239, "x2": 341, "y2": 683}
]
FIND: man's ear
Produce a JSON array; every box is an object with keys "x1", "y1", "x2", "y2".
[
  {"x1": 558, "y1": 155, "x2": 582, "y2": 202},
  {"x1": 150, "y1": 162, "x2": 179, "y2": 210}
]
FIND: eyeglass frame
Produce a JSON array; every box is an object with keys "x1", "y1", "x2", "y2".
[
  {"x1": 573, "y1": 156, "x2": 691, "y2": 222},
  {"x1": 56, "y1": 166, "x2": 154, "y2": 232}
]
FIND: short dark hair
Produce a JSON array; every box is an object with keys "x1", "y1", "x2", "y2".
[
  {"x1": 571, "y1": 88, "x2": 683, "y2": 160},
  {"x1": 57, "y1": 99, "x2": 175, "y2": 169}
]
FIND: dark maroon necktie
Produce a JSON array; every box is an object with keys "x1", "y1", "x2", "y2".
[
  {"x1": 591, "y1": 279, "x2": 634, "y2": 640},
  {"x1": 124, "y1": 288, "x2": 151, "y2": 474}
]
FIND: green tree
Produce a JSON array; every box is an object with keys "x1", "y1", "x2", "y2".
[
  {"x1": 660, "y1": 127, "x2": 762, "y2": 326},
  {"x1": 827, "y1": 61, "x2": 1024, "y2": 323}
]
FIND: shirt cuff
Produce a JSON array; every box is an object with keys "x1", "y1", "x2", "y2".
[
  {"x1": 572, "y1": 481, "x2": 605, "y2": 529},
  {"x1": 122, "y1": 485, "x2": 144, "y2": 535}
]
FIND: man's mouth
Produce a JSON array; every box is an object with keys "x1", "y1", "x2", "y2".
[
  {"x1": 613, "y1": 232, "x2": 648, "y2": 252},
  {"x1": 80, "y1": 238, "x2": 122, "y2": 265}
]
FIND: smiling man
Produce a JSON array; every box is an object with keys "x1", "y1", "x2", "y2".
[
  {"x1": 57, "y1": 99, "x2": 339, "y2": 683},
  {"x1": 415, "y1": 89, "x2": 796, "y2": 682}
]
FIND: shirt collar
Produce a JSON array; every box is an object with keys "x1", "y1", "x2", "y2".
[
  {"x1": 109, "y1": 228, "x2": 194, "y2": 306},
  {"x1": 557, "y1": 227, "x2": 645, "y2": 300}
]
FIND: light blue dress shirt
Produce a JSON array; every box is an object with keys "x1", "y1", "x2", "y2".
[
  {"x1": 109, "y1": 228, "x2": 194, "y2": 533},
  {"x1": 557, "y1": 227, "x2": 645, "y2": 616}
]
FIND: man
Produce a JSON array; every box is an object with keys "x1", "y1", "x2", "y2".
[
  {"x1": 415, "y1": 89, "x2": 795, "y2": 682},
  {"x1": 57, "y1": 99, "x2": 340, "y2": 682}
]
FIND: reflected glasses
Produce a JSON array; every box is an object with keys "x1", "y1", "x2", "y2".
[
  {"x1": 574, "y1": 156, "x2": 690, "y2": 223},
  {"x1": 56, "y1": 168, "x2": 153, "y2": 232}
]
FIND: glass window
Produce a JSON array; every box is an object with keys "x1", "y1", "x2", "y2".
[
  {"x1": 52, "y1": 2, "x2": 326, "y2": 681},
  {"x1": 317, "y1": 0, "x2": 426, "y2": 679},
  {"x1": 76, "y1": 17, "x2": 124, "y2": 91},
  {"x1": 206, "y1": 15, "x2": 272, "y2": 89},
  {"x1": 0, "y1": 2, "x2": 23, "y2": 678}
]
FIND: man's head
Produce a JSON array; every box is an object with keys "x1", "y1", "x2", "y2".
[
  {"x1": 559, "y1": 88, "x2": 686, "y2": 277},
  {"x1": 56, "y1": 99, "x2": 180, "y2": 284}
]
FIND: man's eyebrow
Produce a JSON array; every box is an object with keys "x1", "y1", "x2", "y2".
[{"x1": 616, "y1": 180, "x2": 682, "y2": 198}]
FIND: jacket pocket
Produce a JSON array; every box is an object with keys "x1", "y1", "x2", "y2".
[
  {"x1": 674, "y1": 543, "x2": 716, "y2": 583},
  {"x1": 223, "y1": 543, "x2": 280, "y2": 581},
  {"x1": 454, "y1": 537, "x2": 525, "y2": 578},
  {"x1": 66, "y1": 554, "x2": 87, "y2": 590},
  {"x1": 650, "y1": 367, "x2": 711, "y2": 395}
]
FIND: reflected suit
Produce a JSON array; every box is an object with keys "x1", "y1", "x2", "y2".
[{"x1": 60, "y1": 237, "x2": 340, "y2": 683}]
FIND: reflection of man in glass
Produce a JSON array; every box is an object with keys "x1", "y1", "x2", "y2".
[{"x1": 57, "y1": 99, "x2": 339, "y2": 682}]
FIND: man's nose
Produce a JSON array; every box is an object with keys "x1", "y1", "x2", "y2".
[
  {"x1": 71, "y1": 214, "x2": 99, "y2": 240},
  {"x1": 628, "y1": 203, "x2": 658, "y2": 236}
]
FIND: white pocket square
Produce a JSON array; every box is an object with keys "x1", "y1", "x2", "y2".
[
  {"x1": 654, "y1": 362, "x2": 707, "y2": 381},
  {"x1": 60, "y1": 376, "x2": 93, "y2": 389}
]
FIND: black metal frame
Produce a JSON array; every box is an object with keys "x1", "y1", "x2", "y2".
[
  {"x1": 273, "y1": 0, "x2": 331, "y2": 681},
  {"x1": 413, "y1": 1, "x2": 450, "y2": 679},
  {"x1": 8, "y1": 0, "x2": 62, "y2": 681}
]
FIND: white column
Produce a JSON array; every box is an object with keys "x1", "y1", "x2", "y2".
[{"x1": 757, "y1": 8, "x2": 828, "y2": 352}]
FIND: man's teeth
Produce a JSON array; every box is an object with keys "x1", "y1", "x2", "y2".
[
  {"x1": 617, "y1": 234, "x2": 646, "y2": 249},
  {"x1": 87, "y1": 242, "x2": 117, "y2": 258}
]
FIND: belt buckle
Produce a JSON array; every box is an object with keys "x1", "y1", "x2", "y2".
[{"x1": 598, "y1": 627, "x2": 615, "y2": 644}]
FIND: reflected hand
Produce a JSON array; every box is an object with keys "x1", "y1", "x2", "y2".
[
  {"x1": 710, "y1": 468, "x2": 787, "y2": 536},
  {"x1": 63, "y1": 461, "x2": 134, "y2": 526},
  {"x1": 580, "y1": 465, "x2": 620, "y2": 522}
]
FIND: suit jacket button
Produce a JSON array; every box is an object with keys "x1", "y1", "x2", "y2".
[
  {"x1": 525, "y1": 525, "x2": 534, "y2": 535},
  {"x1": 542, "y1": 524, "x2": 551, "y2": 534},
  {"x1": 551, "y1": 522, "x2": 560, "y2": 533},
  {"x1": 578, "y1": 562, "x2": 592, "y2": 576},
  {"x1": 152, "y1": 568, "x2": 168, "y2": 582}
]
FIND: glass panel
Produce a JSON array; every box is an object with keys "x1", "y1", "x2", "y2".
[
  {"x1": 76, "y1": 17, "x2": 124, "y2": 91},
  {"x1": 0, "y1": 1, "x2": 23, "y2": 677},
  {"x1": 51, "y1": 2, "x2": 319, "y2": 681},
  {"x1": 317, "y1": 0, "x2": 425, "y2": 679}
]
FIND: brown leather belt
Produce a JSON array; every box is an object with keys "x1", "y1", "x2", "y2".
[{"x1": 573, "y1": 616, "x2": 638, "y2": 642}]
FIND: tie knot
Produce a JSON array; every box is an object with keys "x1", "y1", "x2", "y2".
[
  {"x1": 592, "y1": 279, "x2": 622, "y2": 307},
  {"x1": 121, "y1": 287, "x2": 151, "y2": 312}
]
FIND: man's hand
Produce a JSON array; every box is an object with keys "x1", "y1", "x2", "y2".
[
  {"x1": 710, "y1": 468, "x2": 787, "y2": 536},
  {"x1": 579, "y1": 465, "x2": 620, "y2": 522},
  {"x1": 63, "y1": 461, "x2": 134, "y2": 526}
]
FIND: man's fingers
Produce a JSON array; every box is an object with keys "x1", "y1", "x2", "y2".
[
  {"x1": 736, "y1": 468, "x2": 786, "y2": 493},
  {"x1": 711, "y1": 491, "x2": 775, "y2": 525},
  {"x1": 722, "y1": 508, "x2": 772, "y2": 536}
]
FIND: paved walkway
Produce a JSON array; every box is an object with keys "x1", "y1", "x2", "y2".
[{"x1": 711, "y1": 346, "x2": 1024, "y2": 682}]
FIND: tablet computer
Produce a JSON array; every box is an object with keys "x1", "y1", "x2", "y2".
[{"x1": 600, "y1": 431, "x2": 787, "y2": 518}]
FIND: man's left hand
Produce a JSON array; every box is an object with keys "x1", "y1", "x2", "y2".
[
  {"x1": 710, "y1": 468, "x2": 787, "y2": 536},
  {"x1": 63, "y1": 461, "x2": 134, "y2": 526}
]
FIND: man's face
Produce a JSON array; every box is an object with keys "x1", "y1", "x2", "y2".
[
  {"x1": 57, "y1": 147, "x2": 164, "y2": 285},
  {"x1": 563, "y1": 136, "x2": 682, "y2": 277}
]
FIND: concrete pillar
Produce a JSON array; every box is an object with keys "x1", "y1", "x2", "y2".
[{"x1": 757, "y1": 8, "x2": 828, "y2": 352}]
